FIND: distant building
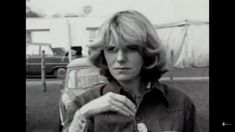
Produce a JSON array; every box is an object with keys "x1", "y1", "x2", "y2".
[
  {"x1": 26, "y1": 18, "x2": 208, "y2": 67},
  {"x1": 26, "y1": 17, "x2": 105, "y2": 56}
]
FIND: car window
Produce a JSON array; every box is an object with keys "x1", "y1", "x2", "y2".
[
  {"x1": 67, "y1": 67, "x2": 106, "y2": 89},
  {"x1": 41, "y1": 46, "x2": 54, "y2": 55},
  {"x1": 26, "y1": 44, "x2": 39, "y2": 55},
  {"x1": 26, "y1": 44, "x2": 54, "y2": 55}
]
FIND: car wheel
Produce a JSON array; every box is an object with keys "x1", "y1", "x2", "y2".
[{"x1": 54, "y1": 67, "x2": 66, "y2": 79}]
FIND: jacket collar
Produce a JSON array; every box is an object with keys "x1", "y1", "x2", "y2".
[
  {"x1": 101, "y1": 79, "x2": 169, "y2": 106},
  {"x1": 151, "y1": 81, "x2": 169, "y2": 106}
]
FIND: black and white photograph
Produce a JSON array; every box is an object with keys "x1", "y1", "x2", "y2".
[{"x1": 26, "y1": 0, "x2": 209, "y2": 132}]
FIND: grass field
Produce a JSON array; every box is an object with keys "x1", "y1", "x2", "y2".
[
  {"x1": 26, "y1": 81, "x2": 62, "y2": 132},
  {"x1": 26, "y1": 67, "x2": 209, "y2": 132}
]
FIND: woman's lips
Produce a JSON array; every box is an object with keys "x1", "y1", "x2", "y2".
[{"x1": 114, "y1": 67, "x2": 131, "y2": 70}]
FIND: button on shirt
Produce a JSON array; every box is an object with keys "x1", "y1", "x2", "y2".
[{"x1": 62, "y1": 80, "x2": 200, "y2": 132}]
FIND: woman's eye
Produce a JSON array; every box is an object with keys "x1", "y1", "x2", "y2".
[
  {"x1": 126, "y1": 45, "x2": 139, "y2": 51},
  {"x1": 105, "y1": 46, "x2": 116, "y2": 52}
]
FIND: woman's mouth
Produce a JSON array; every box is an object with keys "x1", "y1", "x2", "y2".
[{"x1": 114, "y1": 67, "x2": 131, "y2": 70}]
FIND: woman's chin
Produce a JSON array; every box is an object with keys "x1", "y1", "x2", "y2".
[
  {"x1": 115, "y1": 76, "x2": 132, "y2": 82},
  {"x1": 114, "y1": 75, "x2": 136, "y2": 83}
]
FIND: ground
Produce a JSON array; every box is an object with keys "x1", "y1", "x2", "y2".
[
  {"x1": 26, "y1": 67, "x2": 209, "y2": 132},
  {"x1": 26, "y1": 80, "x2": 62, "y2": 132}
]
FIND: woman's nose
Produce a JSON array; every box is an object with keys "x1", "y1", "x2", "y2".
[{"x1": 116, "y1": 50, "x2": 127, "y2": 63}]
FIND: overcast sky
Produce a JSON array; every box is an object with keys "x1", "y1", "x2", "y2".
[{"x1": 28, "y1": 0, "x2": 209, "y2": 24}]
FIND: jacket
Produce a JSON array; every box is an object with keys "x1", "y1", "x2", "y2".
[{"x1": 62, "y1": 80, "x2": 200, "y2": 132}]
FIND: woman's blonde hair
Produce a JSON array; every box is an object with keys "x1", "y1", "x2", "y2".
[{"x1": 88, "y1": 10, "x2": 168, "y2": 81}]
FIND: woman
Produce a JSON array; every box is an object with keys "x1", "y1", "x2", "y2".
[{"x1": 62, "y1": 10, "x2": 200, "y2": 132}]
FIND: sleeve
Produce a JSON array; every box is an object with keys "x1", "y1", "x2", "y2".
[
  {"x1": 62, "y1": 100, "x2": 94, "y2": 132},
  {"x1": 62, "y1": 84, "x2": 104, "y2": 132},
  {"x1": 183, "y1": 100, "x2": 201, "y2": 132}
]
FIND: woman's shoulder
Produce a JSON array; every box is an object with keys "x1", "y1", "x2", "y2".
[{"x1": 160, "y1": 83, "x2": 196, "y2": 111}]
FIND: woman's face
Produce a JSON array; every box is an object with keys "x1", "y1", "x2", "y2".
[{"x1": 104, "y1": 44, "x2": 143, "y2": 82}]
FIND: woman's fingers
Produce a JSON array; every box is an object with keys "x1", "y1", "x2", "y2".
[
  {"x1": 110, "y1": 99, "x2": 135, "y2": 116},
  {"x1": 108, "y1": 92, "x2": 136, "y2": 113},
  {"x1": 79, "y1": 92, "x2": 137, "y2": 118},
  {"x1": 110, "y1": 105, "x2": 130, "y2": 117}
]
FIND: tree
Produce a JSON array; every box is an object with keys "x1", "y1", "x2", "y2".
[
  {"x1": 26, "y1": 9, "x2": 41, "y2": 17},
  {"x1": 26, "y1": 0, "x2": 44, "y2": 18}
]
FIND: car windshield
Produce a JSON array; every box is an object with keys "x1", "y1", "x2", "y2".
[
  {"x1": 67, "y1": 67, "x2": 106, "y2": 89},
  {"x1": 26, "y1": 44, "x2": 54, "y2": 55}
]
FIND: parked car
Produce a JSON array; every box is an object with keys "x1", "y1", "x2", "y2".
[
  {"x1": 52, "y1": 47, "x2": 67, "y2": 56},
  {"x1": 58, "y1": 57, "x2": 107, "y2": 131},
  {"x1": 26, "y1": 43, "x2": 69, "y2": 79},
  {"x1": 64, "y1": 46, "x2": 83, "y2": 60}
]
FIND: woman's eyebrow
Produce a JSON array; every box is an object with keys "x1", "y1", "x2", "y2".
[
  {"x1": 125, "y1": 43, "x2": 138, "y2": 46},
  {"x1": 105, "y1": 45, "x2": 116, "y2": 48},
  {"x1": 125, "y1": 44, "x2": 142, "y2": 48}
]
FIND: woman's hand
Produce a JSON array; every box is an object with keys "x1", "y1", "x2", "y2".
[
  {"x1": 78, "y1": 92, "x2": 137, "y2": 118},
  {"x1": 68, "y1": 92, "x2": 137, "y2": 132}
]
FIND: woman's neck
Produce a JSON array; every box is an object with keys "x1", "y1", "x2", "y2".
[{"x1": 118, "y1": 76, "x2": 144, "y2": 97}]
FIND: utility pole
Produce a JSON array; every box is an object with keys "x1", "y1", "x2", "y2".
[
  {"x1": 170, "y1": 50, "x2": 174, "y2": 81},
  {"x1": 41, "y1": 50, "x2": 47, "y2": 92},
  {"x1": 67, "y1": 19, "x2": 72, "y2": 62}
]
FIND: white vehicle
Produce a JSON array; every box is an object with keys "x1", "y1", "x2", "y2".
[{"x1": 58, "y1": 57, "x2": 107, "y2": 131}]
